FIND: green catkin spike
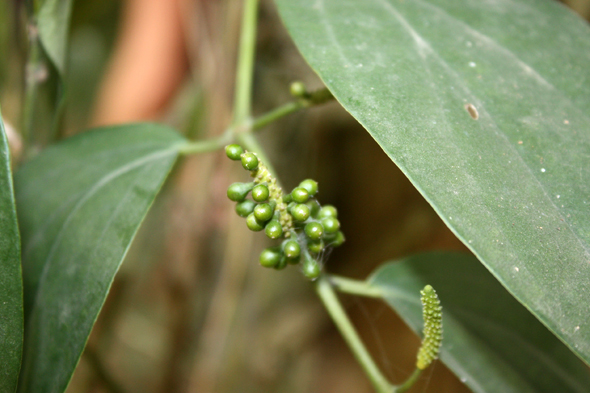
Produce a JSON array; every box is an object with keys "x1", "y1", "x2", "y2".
[{"x1": 416, "y1": 285, "x2": 443, "y2": 370}]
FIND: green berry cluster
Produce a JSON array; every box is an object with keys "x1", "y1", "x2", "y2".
[
  {"x1": 416, "y1": 285, "x2": 443, "y2": 370},
  {"x1": 225, "y1": 144, "x2": 345, "y2": 280}
]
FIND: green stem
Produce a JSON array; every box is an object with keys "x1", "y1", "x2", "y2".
[
  {"x1": 236, "y1": 132, "x2": 279, "y2": 180},
  {"x1": 22, "y1": 24, "x2": 44, "y2": 148},
  {"x1": 316, "y1": 275, "x2": 393, "y2": 393},
  {"x1": 252, "y1": 88, "x2": 334, "y2": 130},
  {"x1": 396, "y1": 368, "x2": 421, "y2": 393},
  {"x1": 178, "y1": 133, "x2": 231, "y2": 156},
  {"x1": 329, "y1": 275, "x2": 383, "y2": 298},
  {"x1": 232, "y1": 0, "x2": 259, "y2": 126}
]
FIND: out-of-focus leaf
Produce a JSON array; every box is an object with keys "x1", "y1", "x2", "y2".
[
  {"x1": 0, "y1": 109, "x2": 23, "y2": 392},
  {"x1": 275, "y1": 0, "x2": 590, "y2": 363},
  {"x1": 15, "y1": 124, "x2": 184, "y2": 393},
  {"x1": 37, "y1": 0, "x2": 74, "y2": 75},
  {"x1": 369, "y1": 252, "x2": 590, "y2": 393}
]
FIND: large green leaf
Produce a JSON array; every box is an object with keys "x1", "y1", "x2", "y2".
[
  {"x1": 0, "y1": 110, "x2": 23, "y2": 392},
  {"x1": 37, "y1": 0, "x2": 74, "y2": 75},
  {"x1": 275, "y1": 0, "x2": 590, "y2": 363},
  {"x1": 15, "y1": 124, "x2": 185, "y2": 393},
  {"x1": 369, "y1": 253, "x2": 590, "y2": 393}
]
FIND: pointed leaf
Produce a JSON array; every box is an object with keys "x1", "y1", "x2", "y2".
[
  {"x1": 37, "y1": 0, "x2": 74, "y2": 75},
  {"x1": 0, "y1": 110, "x2": 23, "y2": 392},
  {"x1": 369, "y1": 252, "x2": 590, "y2": 393},
  {"x1": 15, "y1": 124, "x2": 184, "y2": 393},
  {"x1": 275, "y1": 0, "x2": 590, "y2": 363}
]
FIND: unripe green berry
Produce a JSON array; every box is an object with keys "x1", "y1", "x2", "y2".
[
  {"x1": 227, "y1": 182, "x2": 254, "y2": 202},
  {"x1": 283, "y1": 240, "x2": 301, "y2": 259},
  {"x1": 318, "y1": 205, "x2": 338, "y2": 219},
  {"x1": 321, "y1": 217, "x2": 340, "y2": 234},
  {"x1": 304, "y1": 222, "x2": 324, "y2": 240},
  {"x1": 241, "y1": 152, "x2": 259, "y2": 171},
  {"x1": 259, "y1": 247, "x2": 282, "y2": 268},
  {"x1": 299, "y1": 179, "x2": 318, "y2": 196},
  {"x1": 265, "y1": 220, "x2": 283, "y2": 239},
  {"x1": 302, "y1": 254, "x2": 321, "y2": 280},
  {"x1": 235, "y1": 200, "x2": 256, "y2": 217},
  {"x1": 246, "y1": 213, "x2": 264, "y2": 231},
  {"x1": 307, "y1": 239, "x2": 324, "y2": 254},
  {"x1": 290, "y1": 81, "x2": 307, "y2": 97},
  {"x1": 274, "y1": 256, "x2": 288, "y2": 270},
  {"x1": 252, "y1": 184, "x2": 270, "y2": 202},
  {"x1": 291, "y1": 187, "x2": 310, "y2": 203},
  {"x1": 225, "y1": 144, "x2": 244, "y2": 160},
  {"x1": 330, "y1": 231, "x2": 345, "y2": 247},
  {"x1": 306, "y1": 199, "x2": 321, "y2": 218},
  {"x1": 254, "y1": 203, "x2": 274, "y2": 222},
  {"x1": 291, "y1": 204, "x2": 310, "y2": 222}
]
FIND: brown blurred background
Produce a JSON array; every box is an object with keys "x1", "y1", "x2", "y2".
[{"x1": 1, "y1": 0, "x2": 589, "y2": 392}]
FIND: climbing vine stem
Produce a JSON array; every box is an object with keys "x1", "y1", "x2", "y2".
[
  {"x1": 233, "y1": 0, "x2": 259, "y2": 126},
  {"x1": 316, "y1": 275, "x2": 394, "y2": 393}
]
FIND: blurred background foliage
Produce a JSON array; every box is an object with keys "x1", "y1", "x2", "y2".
[{"x1": 1, "y1": 0, "x2": 589, "y2": 392}]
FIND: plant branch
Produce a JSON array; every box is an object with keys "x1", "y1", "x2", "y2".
[
  {"x1": 232, "y1": 0, "x2": 259, "y2": 126},
  {"x1": 22, "y1": 23, "x2": 45, "y2": 148},
  {"x1": 329, "y1": 274, "x2": 383, "y2": 298},
  {"x1": 178, "y1": 132, "x2": 232, "y2": 156},
  {"x1": 252, "y1": 87, "x2": 334, "y2": 130},
  {"x1": 396, "y1": 368, "x2": 422, "y2": 393},
  {"x1": 315, "y1": 275, "x2": 394, "y2": 393}
]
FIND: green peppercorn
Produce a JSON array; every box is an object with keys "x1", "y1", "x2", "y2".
[
  {"x1": 254, "y1": 203, "x2": 274, "y2": 222},
  {"x1": 246, "y1": 213, "x2": 264, "y2": 231},
  {"x1": 304, "y1": 222, "x2": 324, "y2": 240},
  {"x1": 291, "y1": 204, "x2": 310, "y2": 222},
  {"x1": 290, "y1": 81, "x2": 307, "y2": 97},
  {"x1": 241, "y1": 152, "x2": 259, "y2": 171},
  {"x1": 318, "y1": 205, "x2": 338, "y2": 219},
  {"x1": 235, "y1": 200, "x2": 256, "y2": 217},
  {"x1": 299, "y1": 179, "x2": 318, "y2": 196},
  {"x1": 283, "y1": 240, "x2": 301, "y2": 259},
  {"x1": 227, "y1": 182, "x2": 254, "y2": 202},
  {"x1": 252, "y1": 184, "x2": 270, "y2": 202},
  {"x1": 265, "y1": 220, "x2": 283, "y2": 239},
  {"x1": 330, "y1": 231, "x2": 345, "y2": 247},
  {"x1": 282, "y1": 193, "x2": 293, "y2": 204},
  {"x1": 225, "y1": 144, "x2": 244, "y2": 160},
  {"x1": 274, "y1": 256, "x2": 288, "y2": 270},
  {"x1": 321, "y1": 217, "x2": 340, "y2": 234},
  {"x1": 291, "y1": 187, "x2": 310, "y2": 203},
  {"x1": 306, "y1": 199, "x2": 321, "y2": 218},
  {"x1": 302, "y1": 254, "x2": 321, "y2": 279},
  {"x1": 259, "y1": 247, "x2": 282, "y2": 268},
  {"x1": 307, "y1": 239, "x2": 324, "y2": 254}
]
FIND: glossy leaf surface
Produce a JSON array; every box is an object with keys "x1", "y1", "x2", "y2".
[
  {"x1": 0, "y1": 110, "x2": 23, "y2": 392},
  {"x1": 370, "y1": 253, "x2": 590, "y2": 393},
  {"x1": 275, "y1": 0, "x2": 590, "y2": 362},
  {"x1": 15, "y1": 124, "x2": 184, "y2": 392}
]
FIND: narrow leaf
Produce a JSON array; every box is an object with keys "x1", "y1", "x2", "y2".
[
  {"x1": 15, "y1": 124, "x2": 184, "y2": 393},
  {"x1": 370, "y1": 252, "x2": 590, "y2": 393},
  {"x1": 0, "y1": 110, "x2": 23, "y2": 392},
  {"x1": 37, "y1": 0, "x2": 74, "y2": 75},
  {"x1": 275, "y1": 0, "x2": 590, "y2": 362}
]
